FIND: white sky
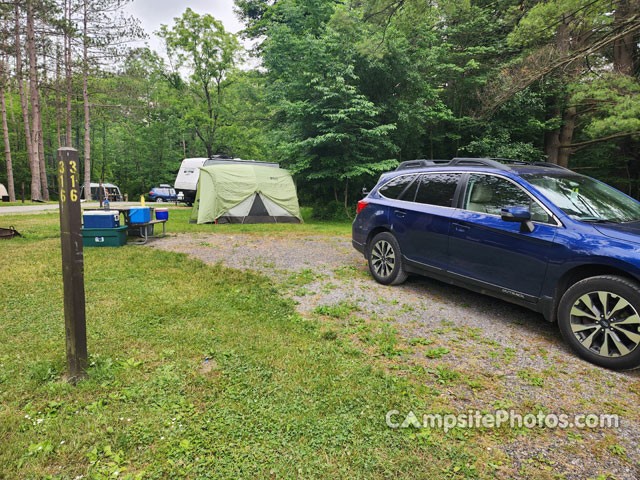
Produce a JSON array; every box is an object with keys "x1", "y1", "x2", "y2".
[{"x1": 124, "y1": 0, "x2": 246, "y2": 53}]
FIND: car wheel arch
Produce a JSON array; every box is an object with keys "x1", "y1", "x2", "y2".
[
  {"x1": 365, "y1": 226, "x2": 393, "y2": 256},
  {"x1": 548, "y1": 264, "x2": 640, "y2": 323}
]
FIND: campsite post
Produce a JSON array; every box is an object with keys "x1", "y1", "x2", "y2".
[{"x1": 57, "y1": 147, "x2": 88, "y2": 382}]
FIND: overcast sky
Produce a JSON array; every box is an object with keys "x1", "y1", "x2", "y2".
[{"x1": 124, "y1": 0, "x2": 245, "y2": 54}]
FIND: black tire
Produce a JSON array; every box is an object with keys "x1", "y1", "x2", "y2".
[
  {"x1": 367, "y1": 232, "x2": 408, "y2": 286},
  {"x1": 558, "y1": 275, "x2": 640, "y2": 370}
]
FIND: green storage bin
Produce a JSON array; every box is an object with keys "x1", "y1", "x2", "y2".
[{"x1": 82, "y1": 226, "x2": 128, "y2": 247}]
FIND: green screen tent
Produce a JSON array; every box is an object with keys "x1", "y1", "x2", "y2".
[{"x1": 190, "y1": 164, "x2": 303, "y2": 224}]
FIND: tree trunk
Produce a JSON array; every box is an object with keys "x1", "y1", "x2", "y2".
[
  {"x1": 0, "y1": 84, "x2": 15, "y2": 202},
  {"x1": 65, "y1": 0, "x2": 72, "y2": 147},
  {"x1": 82, "y1": 0, "x2": 91, "y2": 200},
  {"x1": 0, "y1": 50, "x2": 16, "y2": 202},
  {"x1": 613, "y1": 0, "x2": 636, "y2": 75},
  {"x1": 544, "y1": 110, "x2": 561, "y2": 164},
  {"x1": 37, "y1": 86, "x2": 48, "y2": 200},
  {"x1": 15, "y1": 2, "x2": 41, "y2": 201},
  {"x1": 56, "y1": 43, "x2": 62, "y2": 148},
  {"x1": 557, "y1": 105, "x2": 577, "y2": 168},
  {"x1": 545, "y1": 17, "x2": 585, "y2": 166},
  {"x1": 343, "y1": 179, "x2": 352, "y2": 220},
  {"x1": 27, "y1": 1, "x2": 47, "y2": 200}
]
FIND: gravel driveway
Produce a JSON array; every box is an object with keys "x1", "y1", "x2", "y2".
[{"x1": 152, "y1": 232, "x2": 640, "y2": 480}]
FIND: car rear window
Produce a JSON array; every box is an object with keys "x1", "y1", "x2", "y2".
[
  {"x1": 378, "y1": 174, "x2": 418, "y2": 200},
  {"x1": 414, "y1": 173, "x2": 461, "y2": 207}
]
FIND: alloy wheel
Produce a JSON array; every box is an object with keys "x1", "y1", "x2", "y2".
[
  {"x1": 570, "y1": 291, "x2": 640, "y2": 357},
  {"x1": 371, "y1": 240, "x2": 395, "y2": 278}
]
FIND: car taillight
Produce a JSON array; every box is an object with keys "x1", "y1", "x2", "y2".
[
  {"x1": 149, "y1": 191, "x2": 153, "y2": 195},
  {"x1": 356, "y1": 200, "x2": 370, "y2": 215}
]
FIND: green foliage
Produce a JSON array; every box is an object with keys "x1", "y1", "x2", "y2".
[
  {"x1": 158, "y1": 9, "x2": 243, "y2": 158},
  {"x1": 571, "y1": 73, "x2": 640, "y2": 139},
  {"x1": 424, "y1": 347, "x2": 450, "y2": 359},
  {"x1": 507, "y1": 0, "x2": 614, "y2": 49},
  {"x1": 261, "y1": 2, "x2": 399, "y2": 211},
  {"x1": 310, "y1": 199, "x2": 352, "y2": 221}
]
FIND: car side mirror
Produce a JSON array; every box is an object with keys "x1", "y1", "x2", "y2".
[{"x1": 501, "y1": 206, "x2": 534, "y2": 233}]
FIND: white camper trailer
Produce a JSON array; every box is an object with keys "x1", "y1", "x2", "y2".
[
  {"x1": 80, "y1": 183, "x2": 124, "y2": 202},
  {"x1": 174, "y1": 156, "x2": 279, "y2": 205}
]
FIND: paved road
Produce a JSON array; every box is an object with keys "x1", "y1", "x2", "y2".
[{"x1": 0, "y1": 202, "x2": 144, "y2": 215}]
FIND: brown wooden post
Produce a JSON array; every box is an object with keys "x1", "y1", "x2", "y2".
[{"x1": 57, "y1": 147, "x2": 87, "y2": 382}]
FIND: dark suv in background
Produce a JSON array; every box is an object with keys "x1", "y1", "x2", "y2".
[
  {"x1": 149, "y1": 184, "x2": 177, "y2": 202},
  {"x1": 353, "y1": 158, "x2": 640, "y2": 370}
]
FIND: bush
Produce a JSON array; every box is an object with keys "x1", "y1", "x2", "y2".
[{"x1": 310, "y1": 200, "x2": 352, "y2": 222}]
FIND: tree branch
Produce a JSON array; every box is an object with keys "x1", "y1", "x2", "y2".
[{"x1": 561, "y1": 131, "x2": 640, "y2": 152}]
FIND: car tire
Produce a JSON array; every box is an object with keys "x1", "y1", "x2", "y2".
[
  {"x1": 558, "y1": 275, "x2": 640, "y2": 370},
  {"x1": 156, "y1": 198, "x2": 163, "y2": 203},
  {"x1": 367, "y1": 232, "x2": 408, "y2": 286}
]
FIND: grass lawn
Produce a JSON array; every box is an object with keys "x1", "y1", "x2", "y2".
[
  {"x1": 1, "y1": 211, "x2": 499, "y2": 479},
  {"x1": 0, "y1": 201, "x2": 59, "y2": 207}
]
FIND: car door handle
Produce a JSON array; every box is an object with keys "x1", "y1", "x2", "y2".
[
  {"x1": 452, "y1": 222, "x2": 470, "y2": 233},
  {"x1": 394, "y1": 210, "x2": 406, "y2": 218}
]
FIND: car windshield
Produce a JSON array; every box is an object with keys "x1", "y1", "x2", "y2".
[{"x1": 523, "y1": 173, "x2": 640, "y2": 223}]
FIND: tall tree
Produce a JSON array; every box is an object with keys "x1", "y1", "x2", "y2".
[
  {"x1": 64, "y1": 0, "x2": 72, "y2": 147},
  {"x1": 82, "y1": 0, "x2": 90, "y2": 198},
  {"x1": 613, "y1": 0, "x2": 638, "y2": 75},
  {"x1": 14, "y1": 0, "x2": 41, "y2": 200},
  {"x1": 79, "y1": 0, "x2": 142, "y2": 200},
  {"x1": 159, "y1": 8, "x2": 242, "y2": 157},
  {"x1": 1, "y1": 19, "x2": 16, "y2": 202},
  {"x1": 485, "y1": 0, "x2": 640, "y2": 166},
  {"x1": 27, "y1": 0, "x2": 48, "y2": 200}
]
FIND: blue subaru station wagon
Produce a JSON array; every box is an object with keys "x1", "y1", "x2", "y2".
[{"x1": 352, "y1": 158, "x2": 640, "y2": 370}]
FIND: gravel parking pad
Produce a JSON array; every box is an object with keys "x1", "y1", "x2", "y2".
[{"x1": 152, "y1": 232, "x2": 640, "y2": 479}]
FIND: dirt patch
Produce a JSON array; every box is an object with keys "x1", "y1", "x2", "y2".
[{"x1": 151, "y1": 232, "x2": 640, "y2": 479}]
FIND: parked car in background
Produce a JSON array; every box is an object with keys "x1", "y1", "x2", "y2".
[
  {"x1": 353, "y1": 157, "x2": 640, "y2": 370},
  {"x1": 80, "y1": 183, "x2": 123, "y2": 202},
  {"x1": 149, "y1": 184, "x2": 177, "y2": 202}
]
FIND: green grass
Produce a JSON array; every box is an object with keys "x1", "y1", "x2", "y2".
[
  {"x1": 0, "y1": 213, "x2": 500, "y2": 479},
  {"x1": 0, "y1": 200, "x2": 59, "y2": 207},
  {"x1": 0, "y1": 206, "x2": 350, "y2": 243},
  {"x1": 166, "y1": 206, "x2": 351, "y2": 236}
]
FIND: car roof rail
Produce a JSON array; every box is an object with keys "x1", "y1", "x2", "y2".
[
  {"x1": 449, "y1": 157, "x2": 511, "y2": 169},
  {"x1": 393, "y1": 157, "x2": 572, "y2": 173},
  {"x1": 395, "y1": 159, "x2": 449, "y2": 171},
  {"x1": 532, "y1": 161, "x2": 570, "y2": 170}
]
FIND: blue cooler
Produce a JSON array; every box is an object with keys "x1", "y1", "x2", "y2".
[
  {"x1": 155, "y1": 208, "x2": 168, "y2": 220},
  {"x1": 83, "y1": 210, "x2": 120, "y2": 228},
  {"x1": 129, "y1": 207, "x2": 151, "y2": 224}
]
